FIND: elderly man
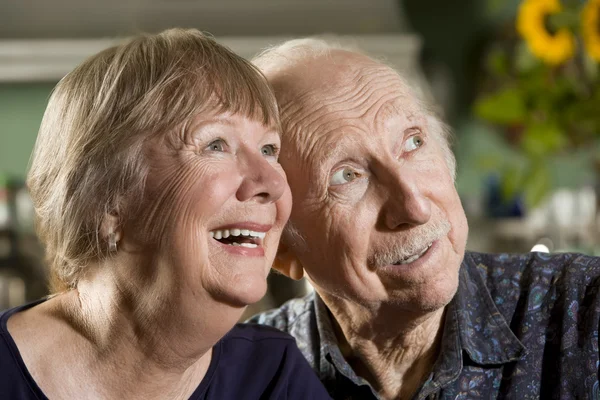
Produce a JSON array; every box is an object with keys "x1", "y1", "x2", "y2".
[{"x1": 248, "y1": 39, "x2": 600, "y2": 400}]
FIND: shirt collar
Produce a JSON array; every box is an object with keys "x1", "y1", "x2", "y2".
[
  {"x1": 314, "y1": 291, "x2": 376, "y2": 390},
  {"x1": 455, "y1": 253, "x2": 528, "y2": 365}
]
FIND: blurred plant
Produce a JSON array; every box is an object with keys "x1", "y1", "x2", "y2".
[
  {"x1": 474, "y1": 0, "x2": 600, "y2": 209},
  {"x1": 582, "y1": 0, "x2": 600, "y2": 60},
  {"x1": 517, "y1": 0, "x2": 576, "y2": 64}
]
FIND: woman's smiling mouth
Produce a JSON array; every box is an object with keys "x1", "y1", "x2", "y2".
[
  {"x1": 210, "y1": 228, "x2": 266, "y2": 248},
  {"x1": 209, "y1": 223, "x2": 271, "y2": 255}
]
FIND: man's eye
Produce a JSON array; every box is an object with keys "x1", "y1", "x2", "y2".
[
  {"x1": 404, "y1": 135, "x2": 424, "y2": 152},
  {"x1": 330, "y1": 167, "x2": 359, "y2": 186},
  {"x1": 261, "y1": 144, "x2": 279, "y2": 157},
  {"x1": 206, "y1": 139, "x2": 226, "y2": 152}
]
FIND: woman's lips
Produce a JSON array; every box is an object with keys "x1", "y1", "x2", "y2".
[{"x1": 209, "y1": 223, "x2": 272, "y2": 257}]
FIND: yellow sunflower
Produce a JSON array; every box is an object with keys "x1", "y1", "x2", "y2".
[
  {"x1": 516, "y1": 0, "x2": 576, "y2": 65},
  {"x1": 582, "y1": 0, "x2": 600, "y2": 61}
]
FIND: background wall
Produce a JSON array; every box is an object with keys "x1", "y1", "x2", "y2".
[{"x1": 0, "y1": 83, "x2": 53, "y2": 178}]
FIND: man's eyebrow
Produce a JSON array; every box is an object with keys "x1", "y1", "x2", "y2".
[{"x1": 311, "y1": 133, "x2": 365, "y2": 169}]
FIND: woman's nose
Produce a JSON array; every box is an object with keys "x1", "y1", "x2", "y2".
[{"x1": 236, "y1": 152, "x2": 287, "y2": 204}]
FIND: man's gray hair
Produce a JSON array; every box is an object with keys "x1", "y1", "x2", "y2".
[
  {"x1": 252, "y1": 38, "x2": 457, "y2": 247},
  {"x1": 253, "y1": 37, "x2": 361, "y2": 75}
]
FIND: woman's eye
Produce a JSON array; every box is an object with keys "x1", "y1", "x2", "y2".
[
  {"x1": 206, "y1": 139, "x2": 226, "y2": 152},
  {"x1": 261, "y1": 144, "x2": 279, "y2": 158},
  {"x1": 404, "y1": 135, "x2": 424, "y2": 152},
  {"x1": 330, "y1": 167, "x2": 359, "y2": 186}
]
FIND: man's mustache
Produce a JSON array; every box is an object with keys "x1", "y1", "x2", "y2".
[{"x1": 368, "y1": 217, "x2": 451, "y2": 268}]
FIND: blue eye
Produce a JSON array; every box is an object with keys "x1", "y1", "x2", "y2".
[
  {"x1": 330, "y1": 167, "x2": 359, "y2": 186},
  {"x1": 206, "y1": 139, "x2": 226, "y2": 152},
  {"x1": 261, "y1": 144, "x2": 279, "y2": 157},
  {"x1": 404, "y1": 135, "x2": 424, "y2": 152}
]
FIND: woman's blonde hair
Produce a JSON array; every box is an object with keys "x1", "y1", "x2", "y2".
[{"x1": 27, "y1": 28, "x2": 279, "y2": 293}]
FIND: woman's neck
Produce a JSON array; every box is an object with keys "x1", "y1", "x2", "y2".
[
  {"x1": 22, "y1": 256, "x2": 244, "y2": 399},
  {"x1": 72, "y1": 254, "x2": 243, "y2": 363}
]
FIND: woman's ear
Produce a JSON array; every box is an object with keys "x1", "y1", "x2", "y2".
[
  {"x1": 273, "y1": 242, "x2": 304, "y2": 281},
  {"x1": 100, "y1": 212, "x2": 122, "y2": 246}
]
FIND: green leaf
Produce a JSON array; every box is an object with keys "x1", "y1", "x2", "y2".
[
  {"x1": 583, "y1": 52, "x2": 599, "y2": 82},
  {"x1": 520, "y1": 122, "x2": 567, "y2": 157},
  {"x1": 500, "y1": 164, "x2": 525, "y2": 201},
  {"x1": 515, "y1": 41, "x2": 542, "y2": 73},
  {"x1": 474, "y1": 87, "x2": 527, "y2": 125},
  {"x1": 522, "y1": 162, "x2": 551, "y2": 208},
  {"x1": 486, "y1": 48, "x2": 510, "y2": 78},
  {"x1": 486, "y1": 0, "x2": 506, "y2": 16},
  {"x1": 476, "y1": 154, "x2": 504, "y2": 171},
  {"x1": 546, "y1": 9, "x2": 581, "y2": 31}
]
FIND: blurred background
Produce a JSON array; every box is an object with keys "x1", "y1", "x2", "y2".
[{"x1": 0, "y1": 0, "x2": 599, "y2": 314}]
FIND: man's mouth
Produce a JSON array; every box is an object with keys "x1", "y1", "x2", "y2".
[
  {"x1": 209, "y1": 228, "x2": 266, "y2": 249},
  {"x1": 392, "y1": 242, "x2": 433, "y2": 265}
]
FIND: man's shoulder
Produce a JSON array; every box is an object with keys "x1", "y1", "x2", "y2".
[
  {"x1": 465, "y1": 251, "x2": 600, "y2": 322},
  {"x1": 245, "y1": 292, "x2": 316, "y2": 334},
  {"x1": 466, "y1": 250, "x2": 600, "y2": 286}
]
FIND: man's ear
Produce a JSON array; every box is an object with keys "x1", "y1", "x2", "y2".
[{"x1": 273, "y1": 242, "x2": 304, "y2": 281}]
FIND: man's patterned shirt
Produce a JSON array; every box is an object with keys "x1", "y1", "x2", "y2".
[{"x1": 248, "y1": 251, "x2": 600, "y2": 399}]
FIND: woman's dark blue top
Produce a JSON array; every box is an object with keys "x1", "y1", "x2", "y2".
[{"x1": 0, "y1": 300, "x2": 331, "y2": 399}]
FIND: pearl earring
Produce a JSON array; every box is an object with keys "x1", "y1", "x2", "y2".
[{"x1": 108, "y1": 229, "x2": 118, "y2": 252}]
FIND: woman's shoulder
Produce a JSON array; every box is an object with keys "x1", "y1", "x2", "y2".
[
  {"x1": 0, "y1": 300, "x2": 50, "y2": 400},
  {"x1": 203, "y1": 323, "x2": 330, "y2": 399},
  {"x1": 225, "y1": 322, "x2": 297, "y2": 343},
  {"x1": 216, "y1": 323, "x2": 300, "y2": 363}
]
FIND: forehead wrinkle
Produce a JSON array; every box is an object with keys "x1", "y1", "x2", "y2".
[
  {"x1": 316, "y1": 127, "x2": 373, "y2": 168},
  {"x1": 279, "y1": 74, "x2": 405, "y2": 151},
  {"x1": 283, "y1": 93, "x2": 411, "y2": 173},
  {"x1": 376, "y1": 100, "x2": 425, "y2": 136},
  {"x1": 278, "y1": 64, "x2": 404, "y2": 126}
]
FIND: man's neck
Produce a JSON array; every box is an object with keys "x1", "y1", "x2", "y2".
[{"x1": 320, "y1": 292, "x2": 446, "y2": 400}]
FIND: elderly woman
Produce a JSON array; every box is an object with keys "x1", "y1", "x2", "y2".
[{"x1": 0, "y1": 29, "x2": 330, "y2": 399}]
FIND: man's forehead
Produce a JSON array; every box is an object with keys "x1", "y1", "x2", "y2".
[
  {"x1": 280, "y1": 94, "x2": 425, "y2": 178},
  {"x1": 279, "y1": 67, "x2": 422, "y2": 142},
  {"x1": 270, "y1": 49, "x2": 424, "y2": 163}
]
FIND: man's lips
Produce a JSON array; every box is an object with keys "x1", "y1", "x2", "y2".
[
  {"x1": 392, "y1": 242, "x2": 434, "y2": 265},
  {"x1": 377, "y1": 240, "x2": 442, "y2": 273}
]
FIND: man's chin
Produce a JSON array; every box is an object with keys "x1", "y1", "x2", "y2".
[{"x1": 386, "y1": 276, "x2": 459, "y2": 313}]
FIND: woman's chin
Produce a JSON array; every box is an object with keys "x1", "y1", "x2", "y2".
[{"x1": 217, "y1": 277, "x2": 268, "y2": 308}]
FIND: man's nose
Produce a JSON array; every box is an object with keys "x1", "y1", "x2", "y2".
[
  {"x1": 382, "y1": 168, "x2": 431, "y2": 230},
  {"x1": 236, "y1": 152, "x2": 287, "y2": 203}
]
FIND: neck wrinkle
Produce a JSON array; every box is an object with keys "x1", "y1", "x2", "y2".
[
  {"x1": 319, "y1": 291, "x2": 446, "y2": 400},
  {"x1": 53, "y1": 254, "x2": 241, "y2": 399}
]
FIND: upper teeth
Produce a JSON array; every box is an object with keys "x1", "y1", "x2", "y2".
[
  {"x1": 209, "y1": 229, "x2": 266, "y2": 240},
  {"x1": 397, "y1": 242, "x2": 433, "y2": 265}
]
